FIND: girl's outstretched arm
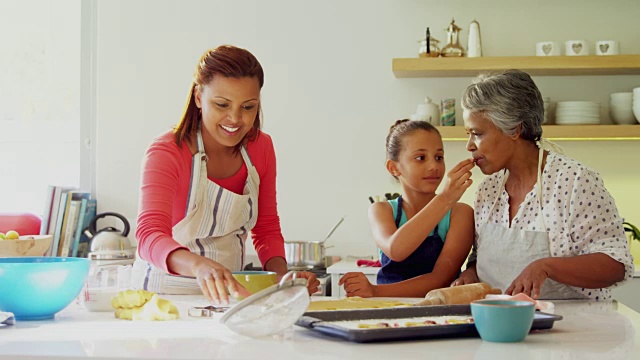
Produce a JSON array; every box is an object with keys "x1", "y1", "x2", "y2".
[
  {"x1": 365, "y1": 202, "x2": 474, "y2": 298},
  {"x1": 372, "y1": 159, "x2": 474, "y2": 262}
]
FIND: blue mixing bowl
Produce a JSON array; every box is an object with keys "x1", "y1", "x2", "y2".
[
  {"x1": 471, "y1": 299, "x2": 535, "y2": 343},
  {"x1": 0, "y1": 257, "x2": 90, "y2": 320}
]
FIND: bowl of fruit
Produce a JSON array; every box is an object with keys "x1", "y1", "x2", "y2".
[{"x1": 0, "y1": 230, "x2": 54, "y2": 257}]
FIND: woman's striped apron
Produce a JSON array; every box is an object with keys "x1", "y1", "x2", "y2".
[{"x1": 131, "y1": 129, "x2": 260, "y2": 294}]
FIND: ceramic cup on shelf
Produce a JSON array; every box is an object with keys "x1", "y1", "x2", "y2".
[
  {"x1": 596, "y1": 41, "x2": 620, "y2": 56},
  {"x1": 633, "y1": 87, "x2": 640, "y2": 123},
  {"x1": 609, "y1": 92, "x2": 635, "y2": 125},
  {"x1": 536, "y1": 41, "x2": 561, "y2": 56},
  {"x1": 565, "y1": 40, "x2": 589, "y2": 56}
]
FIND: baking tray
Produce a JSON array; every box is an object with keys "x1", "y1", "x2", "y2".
[{"x1": 296, "y1": 304, "x2": 563, "y2": 343}]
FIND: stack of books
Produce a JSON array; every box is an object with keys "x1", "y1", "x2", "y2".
[{"x1": 40, "y1": 185, "x2": 97, "y2": 258}]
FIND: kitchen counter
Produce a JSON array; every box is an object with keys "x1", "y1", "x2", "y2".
[
  {"x1": 328, "y1": 260, "x2": 640, "y2": 312},
  {"x1": 327, "y1": 260, "x2": 379, "y2": 297},
  {"x1": 1, "y1": 296, "x2": 640, "y2": 359}
]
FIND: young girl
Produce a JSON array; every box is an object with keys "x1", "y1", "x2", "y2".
[{"x1": 339, "y1": 120, "x2": 475, "y2": 297}]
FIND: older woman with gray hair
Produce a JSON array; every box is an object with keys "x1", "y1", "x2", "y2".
[{"x1": 452, "y1": 69, "x2": 633, "y2": 300}]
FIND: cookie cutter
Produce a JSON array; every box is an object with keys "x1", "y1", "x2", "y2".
[{"x1": 188, "y1": 305, "x2": 230, "y2": 318}]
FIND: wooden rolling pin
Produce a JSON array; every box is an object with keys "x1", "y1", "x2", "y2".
[{"x1": 413, "y1": 283, "x2": 502, "y2": 306}]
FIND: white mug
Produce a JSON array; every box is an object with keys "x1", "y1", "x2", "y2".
[
  {"x1": 565, "y1": 40, "x2": 589, "y2": 56},
  {"x1": 536, "y1": 41, "x2": 561, "y2": 56},
  {"x1": 595, "y1": 40, "x2": 619, "y2": 55}
]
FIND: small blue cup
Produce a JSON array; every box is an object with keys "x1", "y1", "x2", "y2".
[{"x1": 470, "y1": 299, "x2": 535, "y2": 343}]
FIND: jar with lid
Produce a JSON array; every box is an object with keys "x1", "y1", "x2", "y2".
[{"x1": 410, "y1": 97, "x2": 441, "y2": 125}]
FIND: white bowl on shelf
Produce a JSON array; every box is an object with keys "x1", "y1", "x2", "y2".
[
  {"x1": 610, "y1": 107, "x2": 636, "y2": 125},
  {"x1": 611, "y1": 92, "x2": 633, "y2": 102},
  {"x1": 633, "y1": 106, "x2": 640, "y2": 123}
]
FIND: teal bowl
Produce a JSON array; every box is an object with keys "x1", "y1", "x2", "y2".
[
  {"x1": 470, "y1": 299, "x2": 535, "y2": 343},
  {"x1": 0, "y1": 257, "x2": 90, "y2": 320}
]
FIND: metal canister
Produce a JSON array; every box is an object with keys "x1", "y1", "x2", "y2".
[{"x1": 441, "y1": 98, "x2": 456, "y2": 126}]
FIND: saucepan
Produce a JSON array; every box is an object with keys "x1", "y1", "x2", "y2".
[{"x1": 285, "y1": 217, "x2": 344, "y2": 268}]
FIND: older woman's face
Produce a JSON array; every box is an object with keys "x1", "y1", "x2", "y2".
[{"x1": 464, "y1": 110, "x2": 514, "y2": 175}]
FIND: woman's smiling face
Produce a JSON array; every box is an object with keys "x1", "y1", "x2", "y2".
[
  {"x1": 195, "y1": 76, "x2": 260, "y2": 149},
  {"x1": 464, "y1": 110, "x2": 515, "y2": 175}
]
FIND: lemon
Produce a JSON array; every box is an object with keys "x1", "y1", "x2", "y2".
[{"x1": 5, "y1": 230, "x2": 20, "y2": 240}]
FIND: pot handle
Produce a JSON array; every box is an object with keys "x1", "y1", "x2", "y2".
[
  {"x1": 88, "y1": 212, "x2": 130, "y2": 237},
  {"x1": 321, "y1": 216, "x2": 345, "y2": 243}
]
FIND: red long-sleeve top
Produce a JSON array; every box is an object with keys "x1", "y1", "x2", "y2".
[{"x1": 135, "y1": 130, "x2": 285, "y2": 273}]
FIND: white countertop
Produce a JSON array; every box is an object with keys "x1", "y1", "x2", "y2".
[{"x1": 1, "y1": 296, "x2": 640, "y2": 359}]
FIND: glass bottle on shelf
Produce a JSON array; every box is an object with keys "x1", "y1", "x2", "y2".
[
  {"x1": 418, "y1": 27, "x2": 440, "y2": 58},
  {"x1": 441, "y1": 18, "x2": 465, "y2": 57}
]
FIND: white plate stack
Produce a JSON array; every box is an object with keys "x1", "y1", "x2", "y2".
[
  {"x1": 555, "y1": 101, "x2": 600, "y2": 125},
  {"x1": 610, "y1": 92, "x2": 636, "y2": 125},
  {"x1": 542, "y1": 97, "x2": 550, "y2": 124},
  {"x1": 634, "y1": 87, "x2": 640, "y2": 123}
]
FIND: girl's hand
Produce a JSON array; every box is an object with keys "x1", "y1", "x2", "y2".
[
  {"x1": 441, "y1": 158, "x2": 475, "y2": 204},
  {"x1": 294, "y1": 271, "x2": 320, "y2": 295},
  {"x1": 339, "y1": 272, "x2": 375, "y2": 298},
  {"x1": 451, "y1": 267, "x2": 480, "y2": 286},
  {"x1": 192, "y1": 259, "x2": 250, "y2": 305},
  {"x1": 505, "y1": 259, "x2": 550, "y2": 299}
]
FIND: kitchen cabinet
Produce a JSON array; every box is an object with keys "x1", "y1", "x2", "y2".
[
  {"x1": 392, "y1": 55, "x2": 640, "y2": 141},
  {"x1": 327, "y1": 260, "x2": 378, "y2": 298}
]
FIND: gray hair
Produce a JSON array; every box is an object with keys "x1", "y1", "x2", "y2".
[{"x1": 461, "y1": 69, "x2": 543, "y2": 142}]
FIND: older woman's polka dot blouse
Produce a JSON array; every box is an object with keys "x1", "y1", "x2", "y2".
[{"x1": 471, "y1": 152, "x2": 633, "y2": 300}]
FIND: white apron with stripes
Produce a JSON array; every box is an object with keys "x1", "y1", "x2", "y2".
[{"x1": 131, "y1": 129, "x2": 260, "y2": 294}]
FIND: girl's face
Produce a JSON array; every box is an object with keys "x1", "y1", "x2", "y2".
[
  {"x1": 390, "y1": 129, "x2": 445, "y2": 194},
  {"x1": 463, "y1": 110, "x2": 514, "y2": 175},
  {"x1": 195, "y1": 76, "x2": 260, "y2": 149}
]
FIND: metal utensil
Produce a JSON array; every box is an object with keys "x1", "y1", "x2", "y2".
[
  {"x1": 321, "y1": 216, "x2": 345, "y2": 243},
  {"x1": 188, "y1": 305, "x2": 230, "y2": 317},
  {"x1": 220, "y1": 272, "x2": 309, "y2": 338}
]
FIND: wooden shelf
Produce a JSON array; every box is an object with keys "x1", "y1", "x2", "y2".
[
  {"x1": 437, "y1": 125, "x2": 640, "y2": 141},
  {"x1": 392, "y1": 55, "x2": 640, "y2": 78}
]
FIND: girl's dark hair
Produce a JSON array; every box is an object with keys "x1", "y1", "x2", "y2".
[
  {"x1": 385, "y1": 119, "x2": 440, "y2": 161},
  {"x1": 174, "y1": 45, "x2": 265, "y2": 151}
]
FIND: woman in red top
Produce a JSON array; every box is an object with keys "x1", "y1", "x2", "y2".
[{"x1": 132, "y1": 45, "x2": 318, "y2": 305}]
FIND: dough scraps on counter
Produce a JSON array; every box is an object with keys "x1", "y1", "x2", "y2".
[
  {"x1": 112, "y1": 290, "x2": 179, "y2": 321},
  {"x1": 307, "y1": 297, "x2": 413, "y2": 311}
]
